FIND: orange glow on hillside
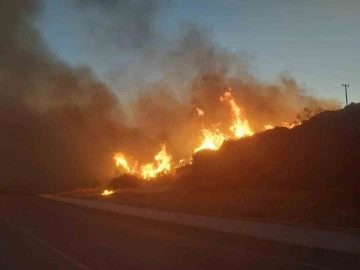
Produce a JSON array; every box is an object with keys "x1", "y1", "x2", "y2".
[
  {"x1": 111, "y1": 87, "x2": 303, "y2": 181},
  {"x1": 194, "y1": 127, "x2": 227, "y2": 152}
]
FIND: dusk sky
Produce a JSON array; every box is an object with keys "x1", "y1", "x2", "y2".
[{"x1": 39, "y1": 0, "x2": 360, "y2": 104}]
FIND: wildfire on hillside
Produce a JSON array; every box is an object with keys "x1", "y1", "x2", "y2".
[{"x1": 108, "y1": 88, "x2": 301, "y2": 184}]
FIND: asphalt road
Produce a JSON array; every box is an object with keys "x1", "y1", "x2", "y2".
[{"x1": 0, "y1": 195, "x2": 359, "y2": 270}]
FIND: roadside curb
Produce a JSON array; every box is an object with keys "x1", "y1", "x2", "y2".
[{"x1": 39, "y1": 194, "x2": 360, "y2": 255}]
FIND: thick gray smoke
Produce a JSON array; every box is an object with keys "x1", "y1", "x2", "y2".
[
  {"x1": 0, "y1": 0, "x2": 337, "y2": 192},
  {"x1": 0, "y1": 0, "x2": 135, "y2": 192}
]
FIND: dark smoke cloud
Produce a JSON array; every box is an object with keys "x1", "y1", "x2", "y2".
[
  {"x1": 121, "y1": 24, "x2": 337, "y2": 159},
  {"x1": 0, "y1": 0, "x2": 338, "y2": 192},
  {"x1": 0, "y1": 0, "x2": 133, "y2": 192},
  {"x1": 70, "y1": 0, "x2": 169, "y2": 99}
]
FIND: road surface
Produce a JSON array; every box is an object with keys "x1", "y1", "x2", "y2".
[{"x1": 0, "y1": 195, "x2": 359, "y2": 270}]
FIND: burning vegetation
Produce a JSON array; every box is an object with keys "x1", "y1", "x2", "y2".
[
  {"x1": 100, "y1": 103, "x2": 360, "y2": 228},
  {"x1": 101, "y1": 189, "x2": 114, "y2": 196},
  {"x1": 108, "y1": 87, "x2": 316, "y2": 187},
  {"x1": 0, "y1": 0, "x2": 340, "y2": 194}
]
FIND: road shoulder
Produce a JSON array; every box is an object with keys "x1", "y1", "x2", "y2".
[{"x1": 39, "y1": 194, "x2": 360, "y2": 255}]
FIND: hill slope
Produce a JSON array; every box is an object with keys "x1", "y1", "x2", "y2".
[{"x1": 185, "y1": 103, "x2": 360, "y2": 190}]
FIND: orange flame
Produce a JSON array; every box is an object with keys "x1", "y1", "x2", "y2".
[
  {"x1": 140, "y1": 144, "x2": 172, "y2": 179},
  {"x1": 264, "y1": 124, "x2": 274, "y2": 130},
  {"x1": 220, "y1": 89, "x2": 253, "y2": 138},
  {"x1": 114, "y1": 153, "x2": 131, "y2": 173},
  {"x1": 102, "y1": 189, "x2": 114, "y2": 196},
  {"x1": 282, "y1": 121, "x2": 300, "y2": 129},
  {"x1": 194, "y1": 127, "x2": 227, "y2": 153},
  {"x1": 176, "y1": 158, "x2": 189, "y2": 168},
  {"x1": 111, "y1": 86, "x2": 303, "y2": 181}
]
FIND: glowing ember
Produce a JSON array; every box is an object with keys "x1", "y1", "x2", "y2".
[
  {"x1": 196, "y1": 108, "x2": 204, "y2": 116},
  {"x1": 176, "y1": 158, "x2": 188, "y2": 168},
  {"x1": 220, "y1": 89, "x2": 253, "y2": 138},
  {"x1": 102, "y1": 189, "x2": 114, "y2": 196},
  {"x1": 140, "y1": 144, "x2": 172, "y2": 179}
]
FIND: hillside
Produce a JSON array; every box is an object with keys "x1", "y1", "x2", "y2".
[
  {"x1": 184, "y1": 103, "x2": 360, "y2": 190},
  {"x1": 65, "y1": 104, "x2": 360, "y2": 229}
]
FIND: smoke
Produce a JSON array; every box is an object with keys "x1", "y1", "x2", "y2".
[
  {"x1": 0, "y1": 0, "x2": 338, "y2": 192},
  {"x1": 73, "y1": 0, "x2": 160, "y2": 50},
  {"x1": 0, "y1": 0, "x2": 132, "y2": 192},
  {"x1": 122, "y1": 24, "x2": 337, "y2": 158}
]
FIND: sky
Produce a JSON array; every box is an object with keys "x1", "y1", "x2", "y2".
[{"x1": 39, "y1": 0, "x2": 360, "y2": 105}]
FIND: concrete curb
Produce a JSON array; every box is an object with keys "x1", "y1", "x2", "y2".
[{"x1": 39, "y1": 194, "x2": 360, "y2": 255}]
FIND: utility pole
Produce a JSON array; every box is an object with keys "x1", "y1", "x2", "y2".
[{"x1": 342, "y1": 84, "x2": 349, "y2": 106}]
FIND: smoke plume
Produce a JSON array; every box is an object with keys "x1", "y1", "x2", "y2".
[
  {"x1": 0, "y1": 0, "x2": 131, "y2": 192},
  {"x1": 0, "y1": 0, "x2": 337, "y2": 192}
]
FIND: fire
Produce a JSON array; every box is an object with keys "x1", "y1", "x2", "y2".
[
  {"x1": 264, "y1": 124, "x2": 274, "y2": 130},
  {"x1": 194, "y1": 90, "x2": 254, "y2": 153},
  {"x1": 230, "y1": 117, "x2": 254, "y2": 138},
  {"x1": 140, "y1": 163, "x2": 156, "y2": 179},
  {"x1": 112, "y1": 144, "x2": 173, "y2": 180},
  {"x1": 176, "y1": 158, "x2": 189, "y2": 168},
  {"x1": 196, "y1": 108, "x2": 204, "y2": 116},
  {"x1": 264, "y1": 122, "x2": 301, "y2": 130},
  {"x1": 220, "y1": 89, "x2": 253, "y2": 138},
  {"x1": 114, "y1": 153, "x2": 131, "y2": 173},
  {"x1": 282, "y1": 121, "x2": 300, "y2": 129},
  {"x1": 194, "y1": 127, "x2": 227, "y2": 152},
  {"x1": 102, "y1": 189, "x2": 114, "y2": 196},
  {"x1": 110, "y1": 86, "x2": 303, "y2": 181},
  {"x1": 140, "y1": 144, "x2": 172, "y2": 179}
]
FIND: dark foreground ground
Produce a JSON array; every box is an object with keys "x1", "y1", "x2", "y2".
[{"x1": 0, "y1": 195, "x2": 359, "y2": 270}]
